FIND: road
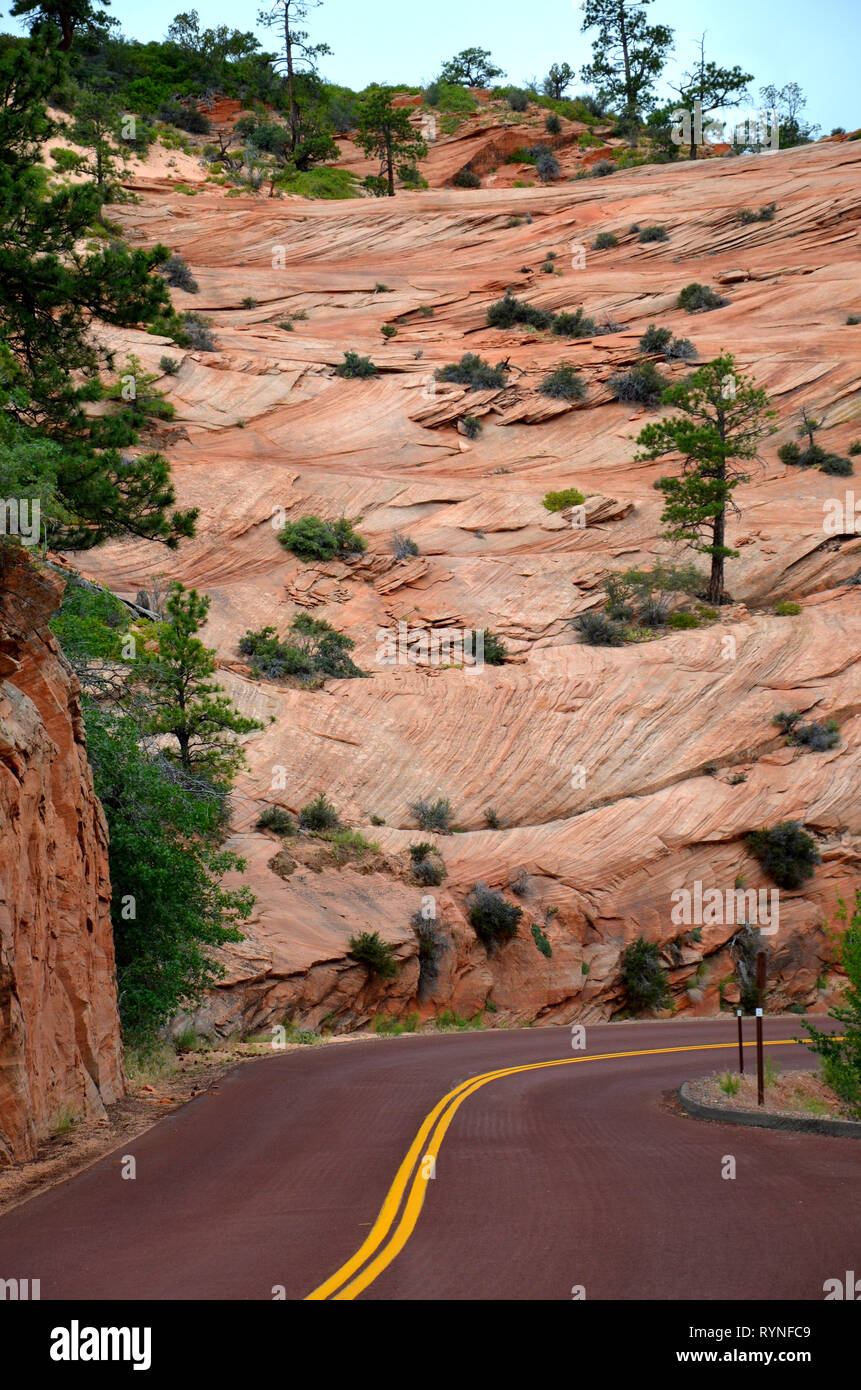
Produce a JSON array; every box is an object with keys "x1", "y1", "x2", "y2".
[{"x1": 0, "y1": 1018, "x2": 857, "y2": 1301}]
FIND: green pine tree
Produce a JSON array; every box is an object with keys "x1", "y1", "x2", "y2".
[{"x1": 356, "y1": 87, "x2": 428, "y2": 196}]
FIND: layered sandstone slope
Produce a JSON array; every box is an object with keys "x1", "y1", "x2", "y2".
[
  {"x1": 0, "y1": 550, "x2": 124, "y2": 1162},
  {"x1": 74, "y1": 137, "x2": 861, "y2": 1033}
]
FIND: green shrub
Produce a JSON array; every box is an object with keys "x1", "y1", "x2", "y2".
[
  {"x1": 531, "y1": 146, "x2": 560, "y2": 182},
  {"x1": 409, "y1": 843, "x2": 447, "y2": 886},
  {"x1": 773, "y1": 710, "x2": 840, "y2": 752},
  {"x1": 183, "y1": 311, "x2": 216, "y2": 350},
  {"x1": 468, "y1": 882, "x2": 522, "y2": 948},
  {"x1": 848, "y1": 441, "x2": 861, "y2": 456},
  {"x1": 348, "y1": 930, "x2": 397, "y2": 979},
  {"x1": 453, "y1": 168, "x2": 481, "y2": 187},
  {"x1": 775, "y1": 600, "x2": 802, "y2": 616},
  {"x1": 256, "y1": 805, "x2": 296, "y2": 835},
  {"x1": 804, "y1": 892, "x2": 861, "y2": 1117},
  {"x1": 545, "y1": 113, "x2": 562, "y2": 134},
  {"x1": 607, "y1": 359, "x2": 666, "y2": 406},
  {"x1": 410, "y1": 797, "x2": 453, "y2": 833},
  {"x1": 592, "y1": 159, "x2": 616, "y2": 176},
  {"x1": 436, "y1": 353, "x2": 508, "y2": 389},
  {"x1": 819, "y1": 454, "x2": 854, "y2": 476},
  {"x1": 531, "y1": 921, "x2": 552, "y2": 957},
  {"x1": 638, "y1": 224, "x2": 668, "y2": 242},
  {"x1": 480, "y1": 630, "x2": 508, "y2": 665},
  {"x1": 336, "y1": 350, "x2": 378, "y2": 378},
  {"x1": 508, "y1": 89, "x2": 529, "y2": 112},
  {"x1": 299, "y1": 793, "x2": 341, "y2": 832},
  {"x1": 486, "y1": 292, "x2": 553, "y2": 331},
  {"x1": 159, "y1": 355, "x2": 180, "y2": 374},
  {"x1": 592, "y1": 231, "x2": 618, "y2": 249},
  {"x1": 241, "y1": 296, "x2": 257, "y2": 309},
  {"x1": 575, "y1": 612, "x2": 627, "y2": 645},
  {"x1": 159, "y1": 254, "x2": 199, "y2": 293},
  {"x1": 543, "y1": 487, "x2": 585, "y2": 511},
  {"x1": 677, "y1": 283, "x2": 728, "y2": 312},
  {"x1": 278, "y1": 515, "x2": 366, "y2": 561},
  {"x1": 381, "y1": 323, "x2": 398, "y2": 338},
  {"x1": 745, "y1": 821, "x2": 821, "y2": 889},
  {"x1": 552, "y1": 308, "x2": 596, "y2": 337},
  {"x1": 639, "y1": 324, "x2": 672, "y2": 353},
  {"x1": 391, "y1": 531, "x2": 420, "y2": 558},
  {"x1": 667, "y1": 611, "x2": 700, "y2": 629},
  {"x1": 621, "y1": 936, "x2": 671, "y2": 1012},
  {"x1": 718, "y1": 1071, "x2": 741, "y2": 1096},
  {"x1": 665, "y1": 336, "x2": 697, "y2": 361},
  {"x1": 461, "y1": 413, "x2": 482, "y2": 439},
  {"x1": 539, "y1": 364, "x2": 587, "y2": 401},
  {"x1": 848, "y1": 315, "x2": 861, "y2": 326},
  {"x1": 239, "y1": 615, "x2": 363, "y2": 682}
]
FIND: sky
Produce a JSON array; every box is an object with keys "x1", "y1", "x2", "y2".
[{"x1": 2, "y1": 0, "x2": 858, "y2": 134}]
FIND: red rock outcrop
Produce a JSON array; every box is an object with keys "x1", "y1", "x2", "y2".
[{"x1": 0, "y1": 548, "x2": 124, "y2": 1163}]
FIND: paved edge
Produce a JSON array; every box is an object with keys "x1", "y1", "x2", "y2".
[{"x1": 677, "y1": 1081, "x2": 861, "y2": 1139}]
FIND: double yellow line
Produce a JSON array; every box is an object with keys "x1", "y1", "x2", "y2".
[{"x1": 306, "y1": 1036, "x2": 800, "y2": 1300}]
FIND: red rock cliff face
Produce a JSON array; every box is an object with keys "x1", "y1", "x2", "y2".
[{"x1": 0, "y1": 547, "x2": 124, "y2": 1163}]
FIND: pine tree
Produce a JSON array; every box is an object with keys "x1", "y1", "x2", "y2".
[
  {"x1": 580, "y1": 0, "x2": 673, "y2": 138},
  {"x1": 669, "y1": 34, "x2": 752, "y2": 159},
  {"x1": 635, "y1": 354, "x2": 776, "y2": 604},
  {"x1": 356, "y1": 87, "x2": 427, "y2": 196}
]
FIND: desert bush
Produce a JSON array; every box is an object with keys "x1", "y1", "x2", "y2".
[
  {"x1": 621, "y1": 936, "x2": 671, "y2": 1012},
  {"x1": 256, "y1": 805, "x2": 296, "y2": 835},
  {"x1": 531, "y1": 145, "x2": 560, "y2": 182},
  {"x1": 485, "y1": 807, "x2": 504, "y2": 829},
  {"x1": 159, "y1": 355, "x2": 180, "y2": 374},
  {"x1": 460, "y1": 413, "x2": 482, "y2": 439},
  {"x1": 639, "y1": 324, "x2": 672, "y2": 352},
  {"x1": 391, "y1": 531, "x2": 420, "y2": 558},
  {"x1": 159, "y1": 101, "x2": 211, "y2": 134},
  {"x1": 607, "y1": 359, "x2": 666, "y2": 405},
  {"x1": 241, "y1": 296, "x2": 257, "y2": 309},
  {"x1": 849, "y1": 441, "x2": 861, "y2": 456},
  {"x1": 592, "y1": 159, "x2": 616, "y2": 176},
  {"x1": 453, "y1": 168, "x2": 481, "y2": 187},
  {"x1": 545, "y1": 112, "x2": 562, "y2": 134},
  {"x1": 410, "y1": 797, "x2": 453, "y2": 833},
  {"x1": 467, "y1": 882, "x2": 522, "y2": 948},
  {"x1": 773, "y1": 710, "x2": 840, "y2": 752},
  {"x1": 436, "y1": 353, "x2": 508, "y2": 389},
  {"x1": 531, "y1": 921, "x2": 552, "y2": 957},
  {"x1": 299, "y1": 793, "x2": 340, "y2": 832},
  {"x1": 677, "y1": 283, "x2": 728, "y2": 312},
  {"x1": 508, "y1": 89, "x2": 529, "y2": 111},
  {"x1": 638, "y1": 224, "x2": 668, "y2": 242},
  {"x1": 239, "y1": 615, "x2": 363, "y2": 682},
  {"x1": 380, "y1": 323, "x2": 398, "y2": 339},
  {"x1": 593, "y1": 231, "x2": 618, "y2": 249},
  {"x1": 737, "y1": 202, "x2": 776, "y2": 224},
  {"x1": 775, "y1": 600, "x2": 802, "y2": 616},
  {"x1": 411, "y1": 855, "x2": 446, "y2": 886},
  {"x1": 487, "y1": 292, "x2": 553, "y2": 331},
  {"x1": 745, "y1": 821, "x2": 822, "y2": 889},
  {"x1": 819, "y1": 454, "x2": 854, "y2": 476},
  {"x1": 480, "y1": 630, "x2": 508, "y2": 665},
  {"x1": 552, "y1": 308, "x2": 596, "y2": 337},
  {"x1": 348, "y1": 930, "x2": 397, "y2": 979},
  {"x1": 510, "y1": 868, "x2": 530, "y2": 896},
  {"x1": 664, "y1": 336, "x2": 697, "y2": 361},
  {"x1": 278, "y1": 515, "x2": 366, "y2": 561},
  {"x1": 182, "y1": 312, "x2": 216, "y2": 350},
  {"x1": 159, "y1": 255, "x2": 198, "y2": 293},
  {"x1": 575, "y1": 612, "x2": 627, "y2": 645},
  {"x1": 543, "y1": 487, "x2": 585, "y2": 511},
  {"x1": 336, "y1": 350, "x2": 378, "y2": 378},
  {"x1": 539, "y1": 364, "x2": 587, "y2": 401},
  {"x1": 667, "y1": 611, "x2": 700, "y2": 629}
]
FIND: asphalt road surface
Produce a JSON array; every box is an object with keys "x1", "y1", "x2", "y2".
[{"x1": 1, "y1": 1018, "x2": 857, "y2": 1301}]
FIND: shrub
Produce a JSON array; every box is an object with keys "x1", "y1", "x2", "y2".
[
  {"x1": 278, "y1": 515, "x2": 366, "y2": 561},
  {"x1": 159, "y1": 355, "x2": 180, "y2": 374},
  {"x1": 677, "y1": 283, "x2": 728, "y2": 312},
  {"x1": 159, "y1": 255, "x2": 198, "y2": 293},
  {"x1": 467, "y1": 882, "x2": 522, "y2": 948},
  {"x1": 639, "y1": 324, "x2": 672, "y2": 353},
  {"x1": 719, "y1": 1071, "x2": 741, "y2": 1096},
  {"x1": 664, "y1": 336, "x2": 697, "y2": 361},
  {"x1": 575, "y1": 612, "x2": 627, "y2": 645},
  {"x1": 531, "y1": 921, "x2": 552, "y2": 957},
  {"x1": 239, "y1": 615, "x2": 363, "y2": 682},
  {"x1": 532, "y1": 146, "x2": 560, "y2": 182},
  {"x1": 453, "y1": 168, "x2": 481, "y2": 187},
  {"x1": 256, "y1": 805, "x2": 296, "y2": 835},
  {"x1": 436, "y1": 353, "x2": 508, "y2": 389},
  {"x1": 593, "y1": 231, "x2": 618, "y2": 249},
  {"x1": 460, "y1": 413, "x2": 482, "y2": 439},
  {"x1": 551, "y1": 308, "x2": 596, "y2": 337},
  {"x1": 485, "y1": 807, "x2": 504, "y2": 829},
  {"x1": 737, "y1": 202, "x2": 776, "y2": 224},
  {"x1": 745, "y1": 821, "x2": 822, "y2": 889},
  {"x1": 849, "y1": 441, "x2": 861, "y2": 456},
  {"x1": 409, "y1": 843, "x2": 446, "y2": 886},
  {"x1": 539, "y1": 364, "x2": 587, "y2": 401},
  {"x1": 778, "y1": 441, "x2": 801, "y2": 465},
  {"x1": 775, "y1": 600, "x2": 802, "y2": 616},
  {"x1": 510, "y1": 868, "x2": 530, "y2": 897},
  {"x1": 848, "y1": 315, "x2": 861, "y2": 326},
  {"x1": 607, "y1": 359, "x2": 666, "y2": 405},
  {"x1": 774, "y1": 710, "x2": 840, "y2": 752},
  {"x1": 638, "y1": 224, "x2": 669, "y2": 243},
  {"x1": 348, "y1": 930, "x2": 397, "y2": 979},
  {"x1": 543, "y1": 487, "x2": 585, "y2": 511},
  {"x1": 410, "y1": 797, "x2": 453, "y2": 833},
  {"x1": 182, "y1": 311, "x2": 216, "y2": 351},
  {"x1": 540, "y1": 260, "x2": 555, "y2": 274},
  {"x1": 336, "y1": 351, "x2": 377, "y2": 378},
  {"x1": 391, "y1": 530, "x2": 420, "y2": 558},
  {"x1": 804, "y1": 892, "x2": 861, "y2": 1117},
  {"x1": 241, "y1": 296, "x2": 257, "y2": 309},
  {"x1": 487, "y1": 292, "x2": 553, "y2": 331},
  {"x1": 508, "y1": 89, "x2": 529, "y2": 111},
  {"x1": 592, "y1": 159, "x2": 616, "y2": 176},
  {"x1": 667, "y1": 611, "x2": 700, "y2": 629},
  {"x1": 545, "y1": 112, "x2": 562, "y2": 134},
  {"x1": 819, "y1": 454, "x2": 854, "y2": 476},
  {"x1": 621, "y1": 936, "x2": 671, "y2": 1012},
  {"x1": 381, "y1": 323, "x2": 398, "y2": 339},
  {"x1": 299, "y1": 793, "x2": 340, "y2": 832},
  {"x1": 480, "y1": 630, "x2": 508, "y2": 665},
  {"x1": 159, "y1": 101, "x2": 211, "y2": 134}
]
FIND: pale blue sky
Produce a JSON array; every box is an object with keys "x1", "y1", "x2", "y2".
[{"x1": 3, "y1": 0, "x2": 857, "y2": 133}]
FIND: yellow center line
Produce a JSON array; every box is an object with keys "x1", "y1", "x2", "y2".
[{"x1": 306, "y1": 1035, "x2": 803, "y2": 1301}]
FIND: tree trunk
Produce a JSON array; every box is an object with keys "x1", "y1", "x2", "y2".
[
  {"x1": 709, "y1": 509, "x2": 726, "y2": 604},
  {"x1": 60, "y1": 5, "x2": 72, "y2": 50},
  {"x1": 617, "y1": 1, "x2": 637, "y2": 144},
  {"x1": 284, "y1": 13, "x2": 300, "y2": 152},
  {"x1": 385, "y1": 131, "x2": 394, "y2": 196}
]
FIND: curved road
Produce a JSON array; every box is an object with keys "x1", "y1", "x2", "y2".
[{"x1": 0, "y1": 1019, "x2": 856, "y2": 1301}]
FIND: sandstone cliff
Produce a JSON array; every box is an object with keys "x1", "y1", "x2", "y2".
[{"x1": 0, "y1": 547, "x2": 124, "y2": 1163}]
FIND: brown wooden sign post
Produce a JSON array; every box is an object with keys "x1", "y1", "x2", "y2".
[
  {"x1": 736, "y1": 1007, "x2": 744, "y2": 1074},
  {"x1": 756, "y1": 951, "x2": 767, "y2": 1106}
]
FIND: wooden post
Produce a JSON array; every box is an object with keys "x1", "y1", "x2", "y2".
[
  {"x1": 737, "y1": 1008, "x2": 744, "y2": 1075},
  {"x1": 756, "y1": 951, "x2": 766, "y2": 1106}
]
